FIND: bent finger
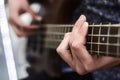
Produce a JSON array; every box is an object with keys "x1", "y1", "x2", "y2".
[{"x1": 57, "y1": 33, "x2": 73, "y2": 66}]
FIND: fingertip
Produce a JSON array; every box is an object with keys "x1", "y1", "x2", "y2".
[
  {"x1": 84, "y1": 22, "x2": 89, "y2": 27},
  {"x1": 79, "y1": 15, "x2": 86, "y2": 21}
]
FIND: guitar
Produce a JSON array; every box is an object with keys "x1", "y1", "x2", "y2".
[{"x1": 26, "y1": 0, "x2": 120, "y2": 77}]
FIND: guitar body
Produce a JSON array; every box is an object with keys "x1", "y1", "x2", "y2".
[{"x1": 26, "y1": 0, "x2": 79, "y2": 77}]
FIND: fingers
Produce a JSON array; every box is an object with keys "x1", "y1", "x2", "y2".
[
  {"x1": 57, "y1": 15, "x2": 120, "y2": 75},
  {"x1": 9, "y1": 0, "x2": 42, "y2": 37},
  {"x1": 72, "y1": 15, "x2": 86, "y2": 32},
  {"x1": 79, "y1": 22, "x2": 89, "y2": 38},
  {"x1": 57, "y1": 33, "x2": 73, "y2": 66},
  {"x1": 70, "y1": 15, "x2": 90, "y2": 61},
  {"x1": 71, "y1": 19, "x2": 93, "y2": 65},
  {"x1": 25, "y1": 5, "x2": 42, "y2": 21}
]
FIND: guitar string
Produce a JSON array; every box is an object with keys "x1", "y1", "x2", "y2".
[{"x1": 42, "y1": 24, "x2": 120, "y2": 27}]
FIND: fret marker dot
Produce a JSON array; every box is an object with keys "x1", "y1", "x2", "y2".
[{"x1": 102, "y1": 37, "x2": 105, "y2": 42}]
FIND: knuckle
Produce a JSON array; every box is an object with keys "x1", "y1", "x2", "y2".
[
  {"x1": 71, "y1": 42, "x2": 81, "y2": 50},
  {"x1": 56, "y1": 47, "x2": 64, "y2": 54},
  {"x1": 74, "y1": 22, "x2": 79, "y2": 27},
  {"x1": 56, "y1": 47, "x2": 60, "y2": 53}
]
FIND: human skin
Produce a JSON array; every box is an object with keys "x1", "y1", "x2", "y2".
[
  {"x1": 8, "y1": 0, "x2": 42, "y2": 36},
  {"x1": 57, "y1": 15, "x2": 120, "y2": 75}
]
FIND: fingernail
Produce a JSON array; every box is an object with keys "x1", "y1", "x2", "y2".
[{"x1": 79, "y1": 15, "x2": 86, "y2": 20}]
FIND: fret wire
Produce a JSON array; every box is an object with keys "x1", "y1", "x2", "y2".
[
  {"x1": 97, "y1": 23, "x2": 102, "y2": 56},
  {"x1": 90, "y1": 23, "x2": 94, "y2": 54},
  {"x1": 106, "y1": 23, "x2": 111, "y2": 56}
]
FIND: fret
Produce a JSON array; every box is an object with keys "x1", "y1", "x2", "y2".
[
  {"x1": 106, "y1": 23, "x2": 111, "y2": 56},
  {"x1": 90, "y1": 23, "x2": 94, "y2": 54},
  {"x1": 97, "y1": 23, "x2": 102, "y2": 56}
]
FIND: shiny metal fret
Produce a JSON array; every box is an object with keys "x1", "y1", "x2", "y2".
[
  {"x1": 90, "y1": 23, "x2": 94, "y2": 54},
  {"x1": 98, "y1": 23, "x2": 102, "y2": 56},
  {"x1": 106, "y1": 23, "x2": 111, "y2": 56}
]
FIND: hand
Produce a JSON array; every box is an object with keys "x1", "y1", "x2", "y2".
[
  {"x1": 57, "y1": 15, "x2": 120, "y2": 75},
  {"x1": 8, "y1": 0, "x2": 42, "y2": 36}
]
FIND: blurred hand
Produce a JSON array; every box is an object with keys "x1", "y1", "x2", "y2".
[
  {"x1": 8, "y1": 0, "x2": 42, "y2": 36},
  {"x1": 57, "y1": 15, "x2": 120, "y2": 75}
]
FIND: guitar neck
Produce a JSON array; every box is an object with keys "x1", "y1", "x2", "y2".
[{"x1": 38, "y1": 24, "x2": 120, "y2": 57}]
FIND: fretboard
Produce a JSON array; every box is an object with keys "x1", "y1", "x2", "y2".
[{"x1": 36, "y1": 24, "x2": 120, "y2": 57}]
